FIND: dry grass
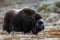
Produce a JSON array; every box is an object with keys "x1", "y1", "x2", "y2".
[{"x1": 0, "y1": 16, "x2": 60, "y2": 40}]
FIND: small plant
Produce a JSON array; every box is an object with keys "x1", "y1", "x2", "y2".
[
  {"x1": 16, "y1": 2, "x2": 23, "y2": 4},
  {"x1": 36, "y1": 6, "x2": 45, "y2": 12},
  {"x1": 36, "y1": 4, "x2": 50, "y2": 12}
]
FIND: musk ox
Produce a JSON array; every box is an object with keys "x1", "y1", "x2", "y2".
[{"x1": 3, "y1": 8, "x2": 44, "y2": 34}]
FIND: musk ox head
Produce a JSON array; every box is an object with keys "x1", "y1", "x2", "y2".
[{"x1": 31, "y1": 14, "x2": 44, "y2": 34}]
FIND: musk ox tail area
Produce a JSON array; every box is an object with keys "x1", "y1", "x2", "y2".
[{"x1": 3, "y1": 10, "x2": 14, "y2": 34}]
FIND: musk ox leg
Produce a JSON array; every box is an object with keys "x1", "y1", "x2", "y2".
[{"x1": 31, "y1": 26, "x2": 38, "y2": 35}]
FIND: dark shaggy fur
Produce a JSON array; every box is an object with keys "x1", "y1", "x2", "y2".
[{"x1": 3, "y1": 8, "x2": 44, "y2": 34}]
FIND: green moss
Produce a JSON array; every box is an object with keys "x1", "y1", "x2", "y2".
[
  {"x1": 36, "y1": 6, "x2": 45, "y2": 12},
  {"x1": 16, "y1": 2, "x2": 23, "y2": 4},
  {"x1": 36, "y1": 4, "x2": 50, "y2": 12}
]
